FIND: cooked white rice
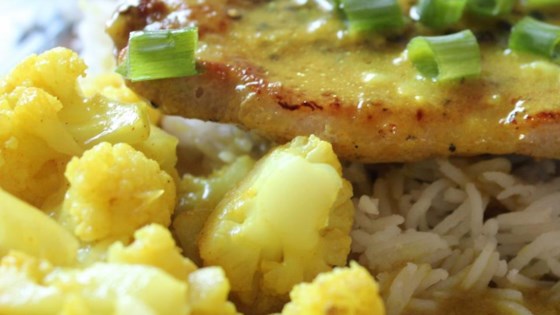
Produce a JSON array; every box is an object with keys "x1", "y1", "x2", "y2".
[{"x1": 347, "y1": 157, "x2": 560, "y2": 315}]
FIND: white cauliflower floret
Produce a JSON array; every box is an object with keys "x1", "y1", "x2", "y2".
[
  {"x1": 62, "y1": 142, "x2": 176, "y2": 242},
  {"x1": 199, "y1": 135, "x2": 354, "y2": 314},
  {"x1": 282, "y1": 262, "x2": 385, "y2": 315},
  {"x1": 108, "y1": 224, "x2": 196, "y2": 281}
]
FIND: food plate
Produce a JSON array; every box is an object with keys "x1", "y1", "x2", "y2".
[{"x1": 0, "y1": 1, "x2": 560, "y2": 315}]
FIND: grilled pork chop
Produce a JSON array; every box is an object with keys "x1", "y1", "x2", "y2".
[{"x1": 108, "y1": 0, "x2": 560, "y2": 163}]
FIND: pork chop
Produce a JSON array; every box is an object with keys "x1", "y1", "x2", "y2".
[{"x1": 107, "y1": 0, "x2": 560, "y2": 163}]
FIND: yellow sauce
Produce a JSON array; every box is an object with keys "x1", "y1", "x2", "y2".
[{"x1": 198, "y1": 0, "x2": 560, "y2": 119}]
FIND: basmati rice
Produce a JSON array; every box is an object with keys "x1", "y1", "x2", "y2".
[{"x1": 349, "y1": 157, "x2": 560, "y2": 314}]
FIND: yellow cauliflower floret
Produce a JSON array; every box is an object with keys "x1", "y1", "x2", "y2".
[
  {"x1": 80, "y1": 72, "x2": 161, "y2": 124},
  {"x1": 188, "y1": 267, "x2": 240, "y2": 315},
  {"x1": 282, "y1": 262, "x2": 385, "y2": 315},
  {"x1": 8, "y1": 87, "x2": 81, "y2": 156},
  {"x1": 1, "y1": 251, "x2": 53, "y2": 283},
  {"x1": 0, "y1": 47, "x2": 84, "y2": 106},
  {"x1": 1, "y1": 48, "x2": 150, "y2": 150},
  {"x1": 0, "y1": 189, "x2": 78, "y2": 266},
  {"x1": 0, "y1": 87, "x2": 75, "y2": 207},
  {"x1": 199, "y1": 135, "x2": 354, "y2": 314},
  {"x1": 62, "y1": 94, "x2": 150, "y2": 149},
  {"x1": 0, "y1": 252, "x2": 190, "y2": 315},
  {"x1": 108, "y1": 224, "x2": 196, "y2": 281},
  {"x1": 173, "y1": 155, "x2": 255, "y2": 264},
  {"x1": 0, "y1": 48, "x2": 152, "y2": 207},
  {"x1": 62, "y1": 142, "x2": 176, "y2": 242},
  {"x1": 48, "y1": 263, "x2": 190, "y2": 315},
  {"x1": 134, "y1": 125, "x2": 180, "y2": 182},
  {"x1": 0, "y1": 252, "x2": 63, "y2": 315}
]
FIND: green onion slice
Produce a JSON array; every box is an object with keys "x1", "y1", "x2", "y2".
[
  {"x1": 407, "y1": 30, "x2": 481, "y2": 81},
  {"x1": 115, "y1": 56, "x2": 129, "y2": 77},
  {"x1": 509, "y1": 17, "x2": 560, "y2": 63},
  {"x1": 118, "y1": 27, "x2": 198, "y2": 82},
  {"x1": 417, "y1": 0, "x2": 467, "y2": 29},
  {"x1": 523, "y1": 0, "x2": 560, "y2": 8},
  {"x1": 466, "y1": 0, "x2": 515, "y2": 16},
  {"x1": 340, "y1": 0, "x2": 404, "y2": 32}
]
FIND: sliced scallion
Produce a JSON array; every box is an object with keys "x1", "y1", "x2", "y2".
[
  {"x1": 523, "y1": 0, "x2": 560, "y2": 8},
  {"x1": 340, "y1": 0, "x2": 404, "y2": 32},
  {"x1": 118, "y1": 27, "x2": 198, "y2": 82},
  {"x1": 509, "y1": 17, "x2": 560, "y2": 62},
  {"x1": 407, "y1": 30, "x2": 481, "y2": 81},
  {"x1": 417, "y1": 0, "x2": 467, "y2": 29},
  {"x1": 466, "y1": 0, "x2": 515, "y2": 16},
  {"x1": 115, "y1": 55, "x2": 129, "y2": 77}
]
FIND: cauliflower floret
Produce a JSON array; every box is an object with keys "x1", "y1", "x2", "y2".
[
  {"x1": 134, "y1": 125, "x2": 180, "y2": 182},
  {"x1": 48, "y1": 263, "x2": 190, "y2": 315},
  {"x1": 0, "y1": 48, "x2": 84, "y2": 106},
  {"x1": 0, "y1": 48, "x2": 151, "y2": 207},
  {"x1": 1, "y1": 251, "x2": 53, "y2": 283},
  {"x1": 108, "y1": 225, "x2": 241, "y2": 315},
  {"x1": 199, "y1": 135, "x2": 354, "y2": 314},
  {"x1": 0, "y1": 252, "x2": 63, "y2": 315},
  {"x1": 0, "y1": 252, "x2": 190, "y2": 315},
  {"x1": 1, "y1": 48, "x2": 150, "y2": 150},
  {"x1": 62, "y1": 142, "x2": 175, "y2": 242},
  {"x1": 188, "y1": 267, "x2": 240, "y2": 315},
  {"x1": 62, "y1": 94, "x2": 150, "y2": 150},
  {"x1": 81, "y1": 74, "x2": 179, "y2": 181},
  {"x1": 0, "y1": 189, "x2": 78, "y2": 266},
  {"x1": 282, "y1": 262, "x2": 385, "y2": 315},
  {"x1": 80, "y1": 72, "x2": 162, "y2": 125},
  {"x1": 173, "y1": 155, "x2": 255, "y2": 264},
  {"x1": 108, "y1": 224, "x2": 196, "y2": 281},
  {"x1": 0, "y1": 252, "x2": 240, "y2": 315},
  {"x1": 0, "y1": 87, "x2": 76, "y2": 207}
]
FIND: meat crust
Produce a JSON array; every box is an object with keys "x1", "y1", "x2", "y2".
[{"x1": 108, "y1": 0, "x2": 560, "y2": 163}]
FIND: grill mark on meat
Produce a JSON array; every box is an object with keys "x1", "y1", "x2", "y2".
[
  {"x1": 278, "y1": 101, "x2": 299, "y2": 111},
  {"x1": 527, "y1": 112, "x2": 560, "y2": 124},
  {"x1": 277, "y1": 98, "x2": 323, "y2": 111},
  {"x1": 416, "y1": 109, "x2": 424, "y2": 122}
]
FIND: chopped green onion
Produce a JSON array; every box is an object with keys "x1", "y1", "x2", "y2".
[
  {"x1": 340, "y1": 0, "x2": 404, "y2": 32},
  {"x1": 115, "y1": 56, "x2": 129, "y2": 77},
  {"x1": 466, "y1": 0, "x2": 515, "y2": 16},
  {"x1": 118, "y1": 27, "x2": 198, "y2": 82},
  {"x1": 407, "y1": 30, "x2": 481, "y2": 81},
  {"x1": 509, "y1": 17, "x2": 560, "y2": 62},
  {"x1": 523, "y1": 0, "x2": 560, "y2": 8},
  {"x1": 416, "y1": 0, "x2": 467, "y2": 29}
]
